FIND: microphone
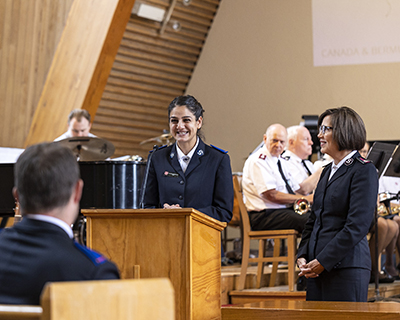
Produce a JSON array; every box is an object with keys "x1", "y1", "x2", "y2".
[{"x1": 139, "y1": 145, "x2": 158, "y2": 209}]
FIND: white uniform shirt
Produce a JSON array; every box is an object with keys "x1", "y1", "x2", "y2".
[
  {"x1": 242, "y1": 145, "x2": 300, "y2": 211},
  {"x1": 379, "y1": 176, "x2": 400, "y2": 204},
  {"x1": 281, "y1": 150, "x2": 316, "y2": 185}
]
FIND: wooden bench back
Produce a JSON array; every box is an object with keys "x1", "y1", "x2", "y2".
[{"x1": 0, "y1": 278, "x2": 174, "y2": 320}]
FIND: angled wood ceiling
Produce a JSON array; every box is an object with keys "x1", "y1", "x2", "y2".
[{"x1": 91, "y1": 0, "x2": 221, "y2": 158}]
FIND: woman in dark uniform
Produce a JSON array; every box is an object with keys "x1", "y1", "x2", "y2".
[
  {"x1": 143, "y1": 95, "x2": 233, "y2": 224},
  {"x1": 296, "y1": 106, "x2": 378, "y2": 302}
]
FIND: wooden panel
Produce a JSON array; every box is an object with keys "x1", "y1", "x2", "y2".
[
  {"x1": 0, "y1": 305, "x2": 41, "y2": 320},
  {"x1": 0, "y1": 0, "x2": 73, "y2": 148},
  {"x1": 222, "y1": 300, "x2": 400, "y2": 320},
  {"x1": 92, "y1": 0, "x2": 221, "y2": 159},
  {"x1": 192, "y1": 218, "x2": 222, "y2": 320},
  {"x1": 86, "y1": 214, "x2": 188, "y2": 320},
  {"x1": 83, "y1": 208, "x2": 225, "y2": 320},
  {"x1": 41, "y1": 279, "x2": 174, "y2": 320},
  {"x1": 0, "y1": 0, "x2": 220, "y2": 151},
  {"x1": 24, "y1": 0, "x2": 136, "y2": 146}
]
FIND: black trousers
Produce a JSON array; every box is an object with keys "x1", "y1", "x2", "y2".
[
  {"x1": 248, "y1": 208, "x2": 310, "y2": 233},
  {"x1": 306, "y1": 267, "x2": 370, "y2": 302}
]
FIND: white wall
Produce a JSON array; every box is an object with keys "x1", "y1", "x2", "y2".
[{"x1": 187, "y1": 0, "x2": 400, "y2": 172}]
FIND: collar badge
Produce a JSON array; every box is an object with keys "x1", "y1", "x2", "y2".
[{"x1": 345, "y1": 158, "x2": 353, "y2": 166}]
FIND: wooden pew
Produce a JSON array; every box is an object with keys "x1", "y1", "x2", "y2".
[
  {"x1": 0, "y1": 305, "x2": 41, "y2": 320},
  {"x1": 222, "y1": 300, "x2": 400, "y2": 320},
  {"x1": 0, "y1": 278, "x2": 174, "y2": 320}
]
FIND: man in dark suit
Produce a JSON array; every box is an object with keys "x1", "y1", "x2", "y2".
[{"x1": 0, "y1": 143, "x2": 119, "y2": 305}]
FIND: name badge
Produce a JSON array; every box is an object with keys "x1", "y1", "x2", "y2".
[{"x1": 164, "y1": 171, "x2": 179, "y2": 177}]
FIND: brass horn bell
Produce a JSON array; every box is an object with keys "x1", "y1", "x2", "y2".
[{"x1": 294, "y1": 198, "x2": 310, "y2": 215}]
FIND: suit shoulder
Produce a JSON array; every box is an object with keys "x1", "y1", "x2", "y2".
[
  {"x1": 74, "y1": 242, "x2": 110, "y2": 266},
  {"x1": 356, "y1": 156, "x2": 372, "y2": 165},
  {"x1": 210, "y1": 144, "x2": 228, "y2": 154}
]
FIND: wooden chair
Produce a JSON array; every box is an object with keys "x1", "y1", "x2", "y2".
[
  {"x1": 233, "y1": 175, "x2": 298, "y2": 291},
  {"x1": 222, "y1": 172, "x2": 243, "y2": 253}
]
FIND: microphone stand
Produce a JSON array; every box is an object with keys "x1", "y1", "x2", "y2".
[{"x1": 139, "y1": 145, "x2": 158, "y2": 209}]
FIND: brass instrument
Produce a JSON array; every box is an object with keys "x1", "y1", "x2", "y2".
[
  {"x1": 378, "y1": 191, "x2": 400, "y2": 216},
  {"x1": 294, "y1": 198, "x2": 310, "y2": 215}
]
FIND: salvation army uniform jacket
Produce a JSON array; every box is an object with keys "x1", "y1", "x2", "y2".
[
  {"x1": 143, "y1": 138, "x2": 233, "y2": 223},
  {"x1": 297, "y1": 151, "x2": 378, "y2": 272}
]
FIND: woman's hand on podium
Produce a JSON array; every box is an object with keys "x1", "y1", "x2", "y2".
[{"x1": 163, "y1": 203, "x2": 182, "y2": 209}]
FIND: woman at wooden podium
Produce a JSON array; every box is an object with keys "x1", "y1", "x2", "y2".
[{"x1": 142, "y1": 95, "x2": 233, "y2": 224}]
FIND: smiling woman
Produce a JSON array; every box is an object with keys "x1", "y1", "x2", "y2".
[
  {"x1": 297, "y1": 106, "x2": 378, "y2": 302},
  {"x1": 142, "y1": 95, "x2": 234, "y2": 224}
]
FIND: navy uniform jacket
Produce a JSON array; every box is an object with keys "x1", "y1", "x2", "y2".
[
  {"x1": 143, "y1": 139, "x2": 233, "y2": 223},
  {"x1": 0, "y1": 218, "x2": 120, "y2": 305},
  {"x1": 297, "y1": 152, "x2": 378, "y2": 272}
]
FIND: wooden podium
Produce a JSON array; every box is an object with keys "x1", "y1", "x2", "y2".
[{"x1": 82, "y1": 208, "x2": 227, "y2": 320}]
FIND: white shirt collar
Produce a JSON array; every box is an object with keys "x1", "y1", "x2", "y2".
[
  {"x1": 176, "y1": 138, "x2": 199, "y2": 161},
  {"x1": 284, "y1": 150, "x2": 302, "y2": 163},
  {"x1": 24, "y1": 214, "x2": 74, "y2": 239},
  {"x1": 329, "y1": 150, "x2": 357, "y2": 180},
  {"x1": 177, "y1": 138, "x2": 199, "y2": 172}
]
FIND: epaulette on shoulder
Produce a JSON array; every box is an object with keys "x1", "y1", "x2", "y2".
[
  {"x1": 74, "y1": 241, "x2": 108, "y2": 266},
  {"x1": 356, "y1": 156, "x2": 372, "y2": 164},
  {"x1": 149, "y1": 145, "x2": 167, "y2": 153},
  {"x1": 211, "y1": 144, "x2": 228, "y2": 154},
  {"x1": 281, "y1": 155, "x2": 290, "y2": 161}
]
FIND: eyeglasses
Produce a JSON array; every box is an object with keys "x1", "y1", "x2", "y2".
[{"x1": 319, "y1": 125, "x2": 333, "y2": 134}]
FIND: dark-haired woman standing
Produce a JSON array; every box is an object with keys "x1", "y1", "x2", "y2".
[
  {"x1": 143, "y1": 95, "x2": 233, "y2": 224},
  {"x1": 297, "y1": 106, "x2": 378, "y2": 302}
]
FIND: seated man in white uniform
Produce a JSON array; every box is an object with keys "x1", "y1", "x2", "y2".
[
  {"x1": 242, "y1": 124, "x2": 314, "y2": 233},
  {"x1": 282, "y1": 125, "x2": 322, "y2": 191},
  {"x1": 54, "y1": 109, "x2": 97, "y2": 141}
]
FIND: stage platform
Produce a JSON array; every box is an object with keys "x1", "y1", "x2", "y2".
[{"x1": 221, "y1": 263, "x2": 400, "y2": 305}]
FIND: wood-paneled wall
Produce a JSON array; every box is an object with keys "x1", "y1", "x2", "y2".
[
  {"x1": 24, "y1": 0, "x2": 136, "y2": 146},
  {"x1": 0, "y1": 0, "x2": 220, "y2": 155},
  {"x1": 0, "y1": 0, "x2": 73, "y2": 148},
  {"x1": 92, "y1": 0, "x2": 221, "y2": 158}
]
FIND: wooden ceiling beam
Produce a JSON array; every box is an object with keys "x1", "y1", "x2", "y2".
[{"x1": 24, "y1": 0, "x2": 136, "y2": 146}]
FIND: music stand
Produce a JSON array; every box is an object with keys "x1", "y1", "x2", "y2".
[
  {"x1": 383, "y1": 145, "x2": 400, "y2": 179},
  {"x1": 367, "y1": 142, "x2": 400, "y2": 302},
  {"x1": 367, "y1": 142, "x2": 397, "y2": 178}
]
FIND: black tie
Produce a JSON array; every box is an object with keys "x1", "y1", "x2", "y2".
[
  {"x1": 277, "y1": 159, "x2": 295, "y2": 194},
  {"x1": 302, "y1": 159, "x2": 312, "y2": 176}
]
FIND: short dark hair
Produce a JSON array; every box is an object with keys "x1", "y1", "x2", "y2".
[
  {"x1": 318, "y1": 106, "x2": 366, "y2": 151},
  {"x1": 68, "y1": 109, "x2": 91, "y2": 124},
  {"x1": 168, "y1": 95, "x2": 205, "y2": 138},
  {"x1": 14, "y1": 143, "x2": 80, "y2": 214}
]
